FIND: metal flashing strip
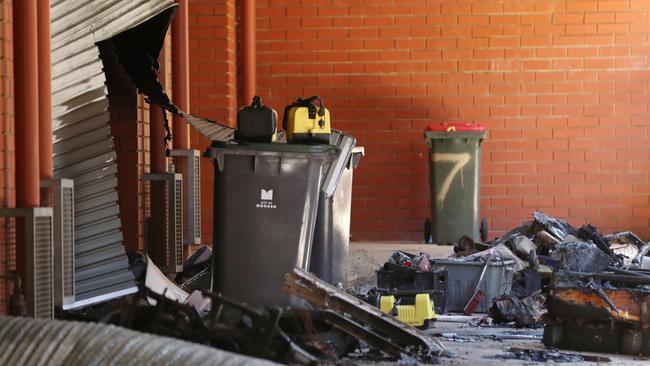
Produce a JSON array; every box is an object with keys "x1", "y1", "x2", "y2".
[{"x1": 64, "y1": 286, "x2": 138, "y2": 310}]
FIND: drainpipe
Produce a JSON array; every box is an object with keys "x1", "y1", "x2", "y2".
[
  {"x1": 13, "y1": 0, "x2": 40, "y2": 208},
  {"x1": 172, "y1": 0, "x2": 189, "y2": 149},
  {"x1": 241, "y1": 0, "x2": 256, "y2": 104},
  {"x1": 38, "y1": 0, "x2": 52, "y2": 181},
  {"x1": 150, "y1": 43, "x2": 167, "y2": 173}
]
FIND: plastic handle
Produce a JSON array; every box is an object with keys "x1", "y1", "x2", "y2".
[{"x1": 446, "y1": 126, "x2": 456, "y2": 132}]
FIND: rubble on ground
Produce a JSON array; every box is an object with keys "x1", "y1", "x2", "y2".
[
  {"x1": 61, "y1": 256, "x2": 445, "y2": 365},
  {"x1": 58, "y1": 211, "x2": 650, "y2": 362},
  {"x1": 489, "y1": 292, "x2": 546, "y2": 327},
  {"x1": 370, "y1": 211, "x2": 650, "y2": 357}
]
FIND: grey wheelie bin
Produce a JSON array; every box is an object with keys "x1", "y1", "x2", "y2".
[
  {"x1": 205, "y1": 141, "x2": 339, "y2": 308},
  {"x1": 424, "y1": 122, "x2": 486, "y2": 245},
  {"x1": 310, "y1": 130, "x2": 363, "y2": 286}
]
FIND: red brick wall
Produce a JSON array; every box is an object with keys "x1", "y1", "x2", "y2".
[
  {"x1": 185, "y1": 1, "x2": 650, "y2": 242},
  {"x1": 249, "y1": 0, "x2": 650, "y2": 241},
  {"x1": 188, "y1": 0, "x2": 237, "y2": 244}
]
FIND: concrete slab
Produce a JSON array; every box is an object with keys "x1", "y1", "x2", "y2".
[{"x1": 350, "y1": 241, "x2": 454, "y2": 264}]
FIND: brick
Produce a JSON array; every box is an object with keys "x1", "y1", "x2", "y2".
[
  {"x1": 426, "y1": 15, "x2": 457, "y2": 26},
  {"x1": 523, "y1": 150, "x2": 553, "y2": 161},
  {"x1": 490, "y1": 15, "x2": 520, "y2": 25},
  {"x1": 493, "y1": 196, "x2": 523, "y2": 206},
  {"x1": 584, "y1": 35, "x2": 614, "y2": 45},
  {"x1": 553, "y1": 35, "x2": 584, "y2": 45},
  {"x1": 363, "y1": 39, "x2": 394, "y2": 49},
  {"x1": 441, "y1": 3, "x2": 471, "y2": 14},
  {"x1": 492, "y1": 174, "x2": 523, "y2": 185},
  {"x1": 523, "y1": 196, "x2": 554, "y2": 207},
  {"x1": 566, "y1": 24, "x2": 597, "y2": 35},
  {"x1": 600, "y1": 0, "x2": 630, "y2": 11},
  {"x1": 395, "y1": 15, "x2": 426, "y2": 26},
  {"x1": 473, "y1": 26, "x2": 505, "y2": 37},
  {"x1": 566, "y1": 1, "x2": 599, "y2": 12},
  {"x1": 553, "y1": 13, "x2": 584, "y2": 24},
  {"x1": 459, "y1": 15, "x2": 489, "y2": 25},
  {"x1": 598, "y1": 24, "x2": 628, "y2": 34},
  {"x1": 442, "y1": 49, "x2": 473, "y2": 60},
  {"x1": 486, "y1": 37, "x2": 519, "y2": 48},
  {"x1": 474, "y1": 48, "x2": 504, "y2": 59},
  {"x1": 585, "y1": 12, "x2": 615, "y2": 23},
  {"x1": 503, "y1": 1, "x2": 535, "y2": 13},
  {"x1": 536, "y1": 184, "x2": 568, "y2": 196}
]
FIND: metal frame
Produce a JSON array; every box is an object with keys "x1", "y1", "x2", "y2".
[
  {"x1": 143, "y1": 173, "x2": 183, "y2": 273},
  {"x1": 169, "y1": 149, "x2": 201, "y2": 245},
  {"x1": 41, "y1": 178, "x2": 75, "y2": 309},
  {"x1": 0, "y1": 208, "x2": 54, "y2": 319},
  {"x1": 284, "y1": 267, "x2": 446, "y2": 361}
]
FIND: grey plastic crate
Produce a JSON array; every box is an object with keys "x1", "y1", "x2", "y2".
[{"x1": 431, "y1": 259, "x2": 515, "y2": 313}]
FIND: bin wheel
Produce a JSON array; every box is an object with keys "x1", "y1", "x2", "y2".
[
  {"x1": 424, "y1": 218, "x2": 432, "y2": 244},
  {"x1": 480, "y1": 218, "x2": 489, "y2": 242}
]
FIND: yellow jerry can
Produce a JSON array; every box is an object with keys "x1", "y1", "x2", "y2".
[{"x1": 282, "y1": 95, "x2": 331, "y2": 144}]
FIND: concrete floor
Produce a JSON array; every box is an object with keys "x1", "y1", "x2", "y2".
[
  {"x1": 347, "y1": 242, "x2": 650, "y2": 365},
  {"x1": 432, "y1": 321, "x2": 648, "y2": 366},
  {"x1": 349, "y1": 241, "x2": 454, "y2": 264}
]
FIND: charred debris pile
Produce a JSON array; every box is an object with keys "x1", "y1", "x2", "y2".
[
  {"x1": 60, "y1": 253, "x2": 446, "y2": 365},
  {"x1": 375, "y1": 211, "x2": 650, "y2": 356}
]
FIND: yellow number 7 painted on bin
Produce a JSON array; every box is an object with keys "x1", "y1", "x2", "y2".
[{"x1": 431, "y1": 152, "x2": 471, "y2": 209}]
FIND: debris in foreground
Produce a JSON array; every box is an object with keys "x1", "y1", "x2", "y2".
[
  {"x1": 63, "y1": 287, "x2": 319, "y2": 364},
  {"x1": 63, "y1": 258, "x2": 445, "y2": 364},
  {"x1": 284, "y1": 267, "x2": 447, "y2": 363}
]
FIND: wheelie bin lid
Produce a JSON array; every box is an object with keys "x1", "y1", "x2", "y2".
[
  {"x1": 206, "y1": 141, "x2": 339, "y2": 155},
  {"x1": 424, "y1": 122, "x2": 486, "y2": 139},
  {"x1": 205, "y1": 141, "x2": 340, "y2": 171}
]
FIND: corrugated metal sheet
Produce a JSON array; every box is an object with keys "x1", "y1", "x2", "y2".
[
  {"x1": 0, "y1": 316, "x2": 277, "y2": 366},
  {"x1": 51, "y1": 0, "x2": 177, "y2": 306}
]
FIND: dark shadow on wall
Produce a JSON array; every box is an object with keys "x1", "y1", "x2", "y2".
[
  {"x1": 97, "y1": 39, "x2": 144, "y2": 253},
  {"x1": 96, "y1": 7, "x2": 176, "y2": 253}
]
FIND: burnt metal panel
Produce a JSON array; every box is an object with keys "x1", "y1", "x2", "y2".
[{"x1": 51, "y1": 0, "x2": 177, "y2": 306}]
